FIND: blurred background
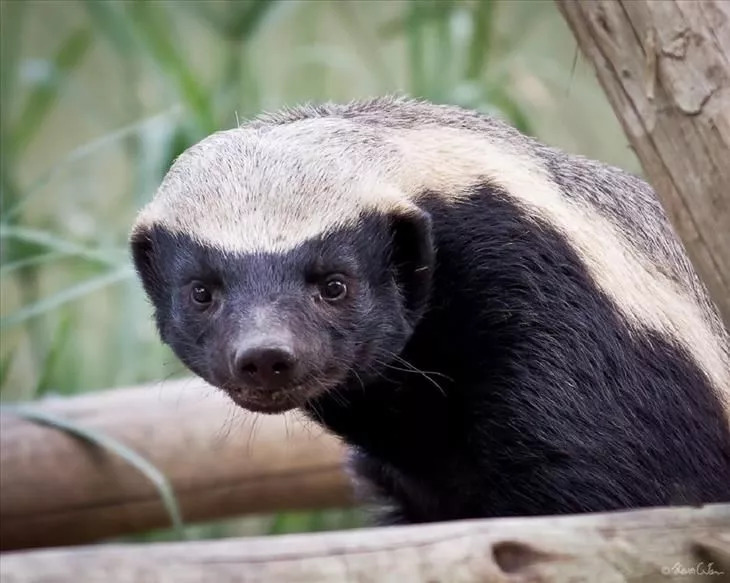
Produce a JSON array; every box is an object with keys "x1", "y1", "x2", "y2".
[{"x1": 0, "y1": 0, "x2": 640, "y2": 540}]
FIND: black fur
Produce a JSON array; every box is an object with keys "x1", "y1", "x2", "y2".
[
  {"x1": 133, "y1": 181, "x2": 730, "y2": 523},
  {"x1": 306, "y1": 184, "x2": 730, "y2": 523}
]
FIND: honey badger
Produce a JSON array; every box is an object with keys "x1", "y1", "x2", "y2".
[{"x1": 131, "y1": 97, "x2": 730, "y2": 523}]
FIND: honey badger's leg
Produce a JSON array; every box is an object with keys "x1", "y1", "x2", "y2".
[{"x1": 306, "y1": 181, "x2": 730, "y2": 523}]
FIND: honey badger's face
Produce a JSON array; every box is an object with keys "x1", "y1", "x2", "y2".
[{"x1": 130, "y1": 127, "x2": 434, "y2": 413}]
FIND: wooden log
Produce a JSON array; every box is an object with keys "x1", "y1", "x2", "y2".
[
  {"x1": 555, "y1": 0, "x2": 730, "y2": 327},
  {"x1": 1, "y1": 504, "x2": 728, "y2": 582},
  {"x1": 0, "y1": 379, "x2": 351, "y2": 551}
]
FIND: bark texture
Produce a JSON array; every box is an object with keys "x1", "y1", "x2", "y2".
[
  {"x1": 1, "y1": 504, "x2": 728, "y2": 582},
  {"x1": 556, "y1": 0, "x2": 730, "y2": 327}
]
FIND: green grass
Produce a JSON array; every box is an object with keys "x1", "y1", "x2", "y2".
[{"x1": 0, "y1": 0, "x2": 638, "y2": 540}]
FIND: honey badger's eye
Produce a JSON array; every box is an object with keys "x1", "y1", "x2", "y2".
[
  {"x1": 191, "y1": 284, "x2": 213, "y2": 305},
  {"x1": 320, "y1": 276, "x2": 347, "y2": 301}
]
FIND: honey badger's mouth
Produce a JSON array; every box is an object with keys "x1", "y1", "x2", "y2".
[
  {"x1": 223, "y1": 383, "x2": 318, "y2": 414},
  {"x1": 219, "y1": 370, "x2": 346, "y2": 414}
]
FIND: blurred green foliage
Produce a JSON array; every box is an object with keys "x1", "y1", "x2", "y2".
[{"x1": 0, "y1": 0, "x2": 639, "y2": 540}]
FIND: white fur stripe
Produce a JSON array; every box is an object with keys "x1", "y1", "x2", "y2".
[{"x1": 389, "y1": 128, "x2": 730, "y2": 403}]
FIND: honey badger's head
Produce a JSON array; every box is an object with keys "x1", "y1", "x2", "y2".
[{"x1": 130, "y1": 119, "x2": 434, "y2": 413}]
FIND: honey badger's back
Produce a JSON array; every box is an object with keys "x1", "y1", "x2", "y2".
[
  {"x1": 253, "y1": 97, "x2": 729, "y2": 389},
  {"x1": 253, "y1": 97, "x2": 721, "y2": 326},
  {"x1": 249, "y1": 98, "x2": 730, "y2": 521}
]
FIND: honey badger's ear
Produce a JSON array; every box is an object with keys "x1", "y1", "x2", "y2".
[
  {"x1": 129, "y1": 223, "x2": 164, "y2": 303},
  {"x1": 390, "y1": 207, "x2": 434, "y2": 326}
]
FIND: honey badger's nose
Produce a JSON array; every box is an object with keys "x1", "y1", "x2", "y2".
[{"x1": 233, "y1": 344, "x2": 298, "y2": 389}]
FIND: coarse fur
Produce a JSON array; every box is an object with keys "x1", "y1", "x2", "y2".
[{"x1": 131, "y1": 96, "x2": 730, "y2": 523}]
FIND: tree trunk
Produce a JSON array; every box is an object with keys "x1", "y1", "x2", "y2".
[
  {"x1": 556, "y1": 0, "x2": 730, "y2": 328},
  {"x1": 1, "y1": 503, "x2": 728, "y2": 583},
  {"x1": 0, "y1": 379, "x2": 351, "y2": 551}
]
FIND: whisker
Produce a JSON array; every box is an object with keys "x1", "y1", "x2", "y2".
[
  {"x1": 376, "y1": 352, "x2": 450, "y2": 397},
  {"x1": 351, "y1": 369, "x2": 366, "y2": 392},
  {"x1": 246, "y1": 412, "x2": 261, "y2": 455},
  {"x1": 388, "y1": 352, "x2": 453, "y2": 381}
]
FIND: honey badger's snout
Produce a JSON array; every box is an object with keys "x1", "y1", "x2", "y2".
[
  {"x1": 230, "y1": 339, "x2": 300, "y2": 391},
  {"x1": 212, "y1": 325, "x2": 321, "y2": 413},
  {"x1": 214, "y1": 308, "x2": 308, "y2": 393}
]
